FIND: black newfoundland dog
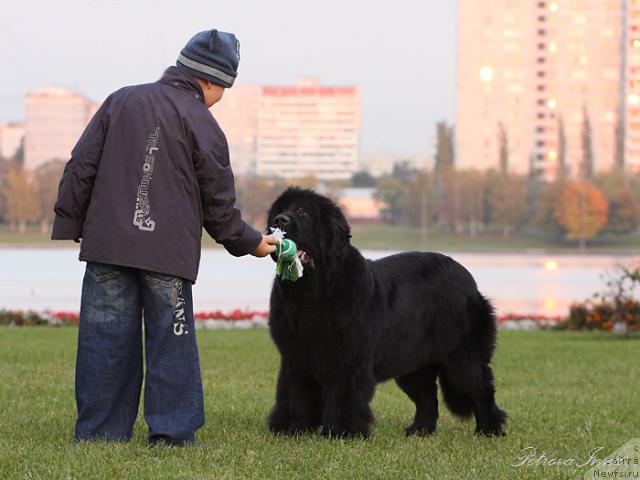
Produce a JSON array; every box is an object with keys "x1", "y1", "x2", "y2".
[{"x1": 266, "y1": 187, "x2": 507, "y2": 438}]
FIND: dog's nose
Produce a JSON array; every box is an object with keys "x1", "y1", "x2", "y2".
[{"x1": 273, "y1": 214, "x2": 290, "y2": 229}]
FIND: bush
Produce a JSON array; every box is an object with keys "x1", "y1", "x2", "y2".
[{"x1": 565, "y1": 264, "x2": 640, "y2": 334}]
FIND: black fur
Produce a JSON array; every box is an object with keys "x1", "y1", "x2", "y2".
[{"x1": 266, "y1": 187, "x2": 507, "y2": 438}]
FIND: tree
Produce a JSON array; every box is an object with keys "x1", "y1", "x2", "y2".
[
  {"x1": 434, "y1": 122, "x2": 455, "y2": 174},
  {"x1": 375, "y1": 176, "x2": 407, "y2": 223},
  {"x1": 498, "y1": 122, "x2": 508, "y2": 173},
  {"x1": 405, "y1": 170, "x2": 435, "y2": 241},
  {"x1": 594, "y1": 170, "x2": 640, "y2": 235},
  {"x1": 13, "y1": 137, "x2": 24, "y2": 165},
  {"x1": 614, "y1": 113, "x2": 625, "y2": 171},
  {"x1": 0, "y1": 163, "x2": 39, "y2": 233},
  {"x1": 391, "y1": 161, "x2": 415, "y2": 182},
  {"x1": 0, "y1": 156, "x2": 11, "y2": 220},
  {"x1": 486, "y1": 171, "x2": 528, "y2": 238},
  {"x1": 236, "y1": 177, "x2": 284, "y2": 226},
  {"x1": 557, "y1": 116, "x2": 568, "y2": 181},
  {"x1": 32, "y1": 159, "x2": 66, "y2": 233},
  {"x1": 287, "y1": 175, "x2": 319, "y2": 190},
  {"x1": 555, "y1": 181, "x2": 608, "y2": 249},
  {"x1": 351, "y1": 171, "x2": 377, "y2": 188},
  {"x1": 606, "y1": 187, "x2": 640, "y2": 235},
  {"x1": 533, "y1": 180, "x2": 566, "y2": 237},
  {"x1": 456, "y1": 170, "x2": 486, "y2": 237},
  {"x1": 580, "y1": 106, "x2": 594, "y2": 179},
  {"x1": 434, "y1": 122, "x2": 456, "y2": 230}
]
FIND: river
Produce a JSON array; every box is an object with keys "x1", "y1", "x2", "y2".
[{"x1": 1, "y1": 248, "x2": 638, "y2": 316}]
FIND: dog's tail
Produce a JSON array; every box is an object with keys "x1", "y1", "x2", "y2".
[
  {"x1": 438, "y1": 293, "x2": 498, "y2": 420},
  {"x1": 437, "y1": 370, "x2": 475, "y2": 419}
]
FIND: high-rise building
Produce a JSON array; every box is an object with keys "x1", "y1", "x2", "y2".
[
  {"x1": 212, "y1": 78, "x2": 361, "y2": 180},
  {"x1": 624, "y1": 0, "x2": 640, "y2": 172},
  {"x1": 211, "y1": 84, "x2": 260, "y2": 175},
  {"x1": 24, "y1": 87, "x2": 98, "y2": 171},
  {"x1": 0, "y1": 122, "x2": 25, "y2": 160},
  {"x1": 457, "y1": 0, "x2": 626, "y2": 178}
]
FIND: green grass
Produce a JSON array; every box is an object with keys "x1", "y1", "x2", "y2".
[
  {"x1": 351, "y1": 223, "x2": 640, "y2": 253},
  {"x1": 0, "y1": 328, "x2": 638, "y2": 479},
  {"x1": 3, "y1": 223, "x2": 640, "y2": 253}
]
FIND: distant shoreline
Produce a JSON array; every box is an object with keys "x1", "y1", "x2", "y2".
[{"x1": 0, "y1": 241, "x2": 637, "y2": 256}]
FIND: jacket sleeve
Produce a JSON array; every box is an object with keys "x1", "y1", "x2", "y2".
[
  {"x1": 194, "y1": 122, "x2": 262, "y2": 257},
  {"x1": 51, "y1": 95, "x2": 112, "y2": 240}
]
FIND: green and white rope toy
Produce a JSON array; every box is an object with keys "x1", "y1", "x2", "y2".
[{"x1": 271, "y1": 227, "x2": 304, "y2": 282}]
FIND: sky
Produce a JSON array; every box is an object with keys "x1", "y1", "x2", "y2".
[{"x1": 0, "y1": 0, "x2": 456, "y2": 157}]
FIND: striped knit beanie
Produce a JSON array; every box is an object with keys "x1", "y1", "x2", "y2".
[{"x1": 176, "y1": 29, "x2": 240, "y2": 88}]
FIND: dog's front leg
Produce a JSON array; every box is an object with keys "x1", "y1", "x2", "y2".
[
  {"x1": 268, "y1": 361, "x2": 322, "y2": 435},
  {"x1": 321, "y1": 369, "x2": 375, "y2": 439}
]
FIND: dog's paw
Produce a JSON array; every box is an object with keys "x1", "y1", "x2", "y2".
[
  {"x1": 404, "y1": 424, "x2": 436, "y2": 437},
  {"x1": 474, "y1": 425, "x2": 506, "y2": 437}
]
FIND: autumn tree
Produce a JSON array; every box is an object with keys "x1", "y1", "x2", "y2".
[
  {"x1": 1, "y1": 163, "x2": 39, "y2": 233},
  {"x1": 555, "y1": 181, "x2": 609, "y2": 249},
  {"x1": 32, "y1": 159, "x2": 66, "y2": 233}
]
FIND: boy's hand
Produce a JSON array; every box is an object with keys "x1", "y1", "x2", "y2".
[{"x1": 251, "y1": 234, "x2": 278, "y2": 258}]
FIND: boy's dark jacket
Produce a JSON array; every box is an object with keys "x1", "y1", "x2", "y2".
[{"x1": 51, "y1": 66, "x2": 262, "y2": 282}]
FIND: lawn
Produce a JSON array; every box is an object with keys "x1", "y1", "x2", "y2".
[
  {"x1": 0, "y1": 328, "x2": 638, "y2": 480},
  {"x1": 3, "y1": 223, "x2": 640, "y2": 253}
]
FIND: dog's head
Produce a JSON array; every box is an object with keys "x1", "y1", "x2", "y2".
[{"x1": 266, "y1": 187, "x2": 352, "y2": 274}]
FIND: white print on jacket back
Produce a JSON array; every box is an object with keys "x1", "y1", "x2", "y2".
[{"x1": 133, "y1": 127, "x2": 160, "y2": 232}]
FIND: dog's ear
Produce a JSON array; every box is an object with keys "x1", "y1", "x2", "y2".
[{"x1": 325, "y1": 205, "x2": 351, "y2": 254}]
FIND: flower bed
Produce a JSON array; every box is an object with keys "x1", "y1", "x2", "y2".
[
  {"x1": 0, "y1": 309, "x2": 269, "y2": 329},
  {"x1": 566, "y1": 300, "x2": 640, "y2": 333},
  {"x1": 496, "y1": 313, "x2": 565, "y2": 331},
  {"x1": 3, "y1": 309, "x2": 635, "y2": 332}
]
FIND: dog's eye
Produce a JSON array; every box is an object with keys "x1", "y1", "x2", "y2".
[{"x1": 296, "y1": 207, "x2": 308, "y2": 216}]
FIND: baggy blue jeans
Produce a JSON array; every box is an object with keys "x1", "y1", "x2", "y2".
[{"x1": 74, "y1": 262, "x2": 204, "y2": 444}]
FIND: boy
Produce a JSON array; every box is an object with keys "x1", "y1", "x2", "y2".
[{"x1": 51, "y1": 29, "x2": 277, "y2": 445}]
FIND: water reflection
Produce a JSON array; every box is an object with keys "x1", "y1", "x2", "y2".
[{"x1": 1, "y1": 248, "x2": 638, "y2": 316}]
